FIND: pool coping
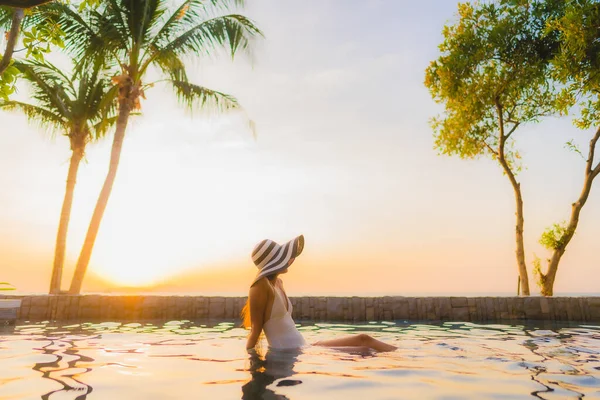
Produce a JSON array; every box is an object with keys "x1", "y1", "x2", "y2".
[{"x1": 1, "y1": 295, "x2": 598, "y2": 323}]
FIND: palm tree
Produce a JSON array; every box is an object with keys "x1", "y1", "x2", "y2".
[
  {"x1": 53, "y1": 0, "x2": 262, "y2": 294},
  {"x1": 1, "y1": 59, "x2": 118, "y2": 293}
]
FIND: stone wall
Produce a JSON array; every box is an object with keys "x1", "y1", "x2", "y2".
[{"x1": 1, "y1": 295, "x2": 599, "y2": 322}]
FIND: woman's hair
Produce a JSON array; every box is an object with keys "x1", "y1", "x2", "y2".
[
  {"x1": 241, "y1": 301, "x2": 252, "y2": 329},
  {"x1": 240, "y1": 274, "x2": 277, "y2": 329}
]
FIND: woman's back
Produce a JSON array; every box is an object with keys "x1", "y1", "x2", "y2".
[{"x1": 263, "y1": 284, "x2": 306, "y2": 349}]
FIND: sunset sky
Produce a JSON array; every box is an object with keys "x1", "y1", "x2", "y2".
[{"x1": 1, "y1": 0, "x2": 598, "y2": 296}]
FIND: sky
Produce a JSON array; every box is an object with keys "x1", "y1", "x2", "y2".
[{"x1": 0, "y1": 0, "x2": 598, "y2": 296}]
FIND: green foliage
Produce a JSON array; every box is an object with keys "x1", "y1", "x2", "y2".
[
  {"x1": 170, "y1": 80, "x2": 238, "y2": 112},
  {"x1": 20, "y1": 18, "x2": 65, "y2": 62},
  {"x1": 1, "y1": 59, "x2": 118, "y2": 141},
  {"x1": 0, "y1": 59, "x2": 19, "y2": 100},
  {"x1": 548, "y1": 0, "x2": 600, "y2": 130},
  {"x1": 53, "y1": 0, "x2": 261, "y2": 112},
  {"x1": 77, "y1": 0, "x2": 101, "y2": 12},
  {"x1": 564, "y1": 139, "x2": 584, "y2": 159},
  {"x1": 531, "y1": 255, "x2": 545, "y2": 290},
  {"x1": 0, "y1": 3, "x2": 66, "y2": 101},
  {"x1": 425, "y1": 0, "x2": 568, "y2": 169},
  {"x1": 1, "y1": 5, "x2": 65, "y2": 63},
  {"x1": 0, "y1": 6, "x2": 12, "y2": 30},
  {"x1": 0, "y1": 282, "x2": 15, "y2": 291},
  {"x1": 539, "y1": 221, "x2": 573, "y2": 250}
]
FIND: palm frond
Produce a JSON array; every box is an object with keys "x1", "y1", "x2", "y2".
[
  {"x1": 170, "y1": 79, "x2": 239, "y2": 112},
  {"x1": 0, "y1": 4, "x2": 55, "y2": 35},
  {"x1": 16, "y1": 59, "x2": 75, "y2": 94},
  {"x1": 89, "y1": 83, "x2": 119, "y2": 139},
  {"x1": 148, "y1": 0, "x2": 247, "y2": 48},
  {"x1": 150, "y1": 48, "x2": 187, "y2": 81},
  {"x1": 148, "y1": 0, "x2": 206, "y2": 47},
  {"x1": 53, "y1": 4, "x2": 101, "y2": 61},
  {"x1": 19, "y1": 2, "x2": 59, "y2": 29},
  {"x1": 1, "y1": 100, "x2": 66, "y2": 132},
  {"x1": 0, "y1": 7, "x2": 12, "y2": 30},
  {"x1": 142, "y1": 13, "x2": 262, "y2": 73},
  {"x1": 91, "y1": 114, "x2": 117, "y2": 136},
  {"x1": 10, "y1": 58, "x2": 118, "y2": 142},
  {"x1": 102, "y1": 0, "x2": 132, "y2": 52},
  {"x1": 121, "y1": 0, "x2": 161, "y2": 46},
  {"x1": 52, "y1": 3, "x2": 123, "y2": 72},
  {"x1": 13, "y1": 60, "x2": 74, "y2": 119}
]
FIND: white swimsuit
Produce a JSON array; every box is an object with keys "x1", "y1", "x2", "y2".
[{"x1": 263, "y1": 285, "x2": 307, "y2": 349}]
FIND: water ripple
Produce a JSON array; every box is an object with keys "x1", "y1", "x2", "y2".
[{"x1": 0, "y1": 321, "x2": 599, "y2": 399}]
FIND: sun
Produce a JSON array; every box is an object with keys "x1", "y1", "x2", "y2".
[{"x1": 64, "y1": 113, "x2": 302, "y2": 289}]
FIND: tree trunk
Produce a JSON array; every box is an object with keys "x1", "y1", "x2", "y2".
[
  {"x1": 0, "y1": 8, "x2": 24, "y2": 75},
  {"x1": 495, "y1": 101, "x2": 530, "y2": 295},
  {"x1": 540, "y1": 126, "x2": 600, "y2": 296},
  {"x1": 68, "y1": 100, "x2": 132, "y2": 294},
  {"x1": 48, "y1": 143, "x2": 85, "y2": 294},
  {"x1": 511, "y1": 184, "x2": 529, "y2": 295}
]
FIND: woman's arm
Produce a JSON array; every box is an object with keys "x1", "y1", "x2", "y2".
[{"x1": 246, "y1": 283, "x2": 267, "y2": 350}]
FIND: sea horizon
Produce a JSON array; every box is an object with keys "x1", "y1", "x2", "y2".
[{"x1": 5, "y1": 291, "x2": 600, "y2": 297}]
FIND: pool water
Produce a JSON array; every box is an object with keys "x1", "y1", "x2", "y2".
[{"x1": 0, "y1": 320, "x2": 599, "y2": 399}]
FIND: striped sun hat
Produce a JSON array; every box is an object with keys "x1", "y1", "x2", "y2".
[{"x1": 251, "y1": 235, "x2": 305, "y2": 286}]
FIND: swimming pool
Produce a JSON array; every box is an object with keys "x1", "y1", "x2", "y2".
[{"x1": 1, "y1": 320, "x2": 598, "y2": 399}]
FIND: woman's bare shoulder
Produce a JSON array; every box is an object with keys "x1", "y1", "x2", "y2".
[{"x1": 250, "y1": 278, "x2": 270, "y2": 295}]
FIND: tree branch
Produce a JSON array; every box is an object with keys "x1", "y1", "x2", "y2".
[
  {"x1": 13, "y1": 39, "x2": 42, "y2": 53},
  {"x1": 586, "y1": 126, "x2": 600, "y2": 178},
  {"x1": 505, "y1": 122, "x2": 521, "y2": 140},
  {"x1": 0, "y1": 8, "x2": 24, "y2": 75},
  {"x1": 495, "y1": 97, "x2": 520, "y2": 141},
  {"x1": 483, "y1": 141, "x2": 498, "y2": 157},
  {"x1": 592, "y1": 162, "x2": 600, "y2": 180},
  {"x1": 505, "y1": 103, "x2": 518, "y2": 122}
]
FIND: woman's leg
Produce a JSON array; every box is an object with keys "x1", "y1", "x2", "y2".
[{"x1": 313, "y1": 333, "x2": 397, "y2": 352}]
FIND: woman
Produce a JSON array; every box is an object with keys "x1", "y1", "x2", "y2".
[{"x1": 242, "y1": 235, "x2": 397, "y2": 353}]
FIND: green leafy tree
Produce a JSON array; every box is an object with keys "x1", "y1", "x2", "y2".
[
  {"x1": 53, "y1": 0, "x2": 262, "y2": 294},
  {"x1": 1, "y1": 59, "x2": 118, "y2": 294},
  {"x1": 0, "y1": 7, "x2": 25, "y2": 81},
  {"x1": 533, "y1": 0, "x2": 600, "y2": 296},
  {"x1": 425, "y1": 0, "x2": 567, "y2": 296},
  {"x1": 1, "y1": 4, "x2": 64, "y2": 99}
]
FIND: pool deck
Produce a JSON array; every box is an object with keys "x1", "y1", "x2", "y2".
[{"x1": 1, "y1": 295, "x2": 599, "y2": 323}]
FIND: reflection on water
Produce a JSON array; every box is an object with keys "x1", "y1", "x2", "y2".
[
  {"x1": 242, "y1": 348, "x2": 302, "y2": 400},
  {"x1": 0, "y1": 320, "x2": 599, "y2": 399},
  {"x1": 31, "y1": 336, "x2": 95, "y2": 399}
]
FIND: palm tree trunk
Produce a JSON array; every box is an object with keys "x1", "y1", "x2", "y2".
[
  {"x1": 0, "y1": 8, "x2": 24, "y2": 75},
  {"x1": 495, "y1": 101, "x2": 530, "y2": 296},
  {"x1": 68, "y1": 100, "x2": 132, "y2": 294},
  {"x1": 540, "y1": 126, "x2": 600, "y2": 296},
  {"x1": 49, "y1": 143, "x2": 85, "y2": 294}
]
